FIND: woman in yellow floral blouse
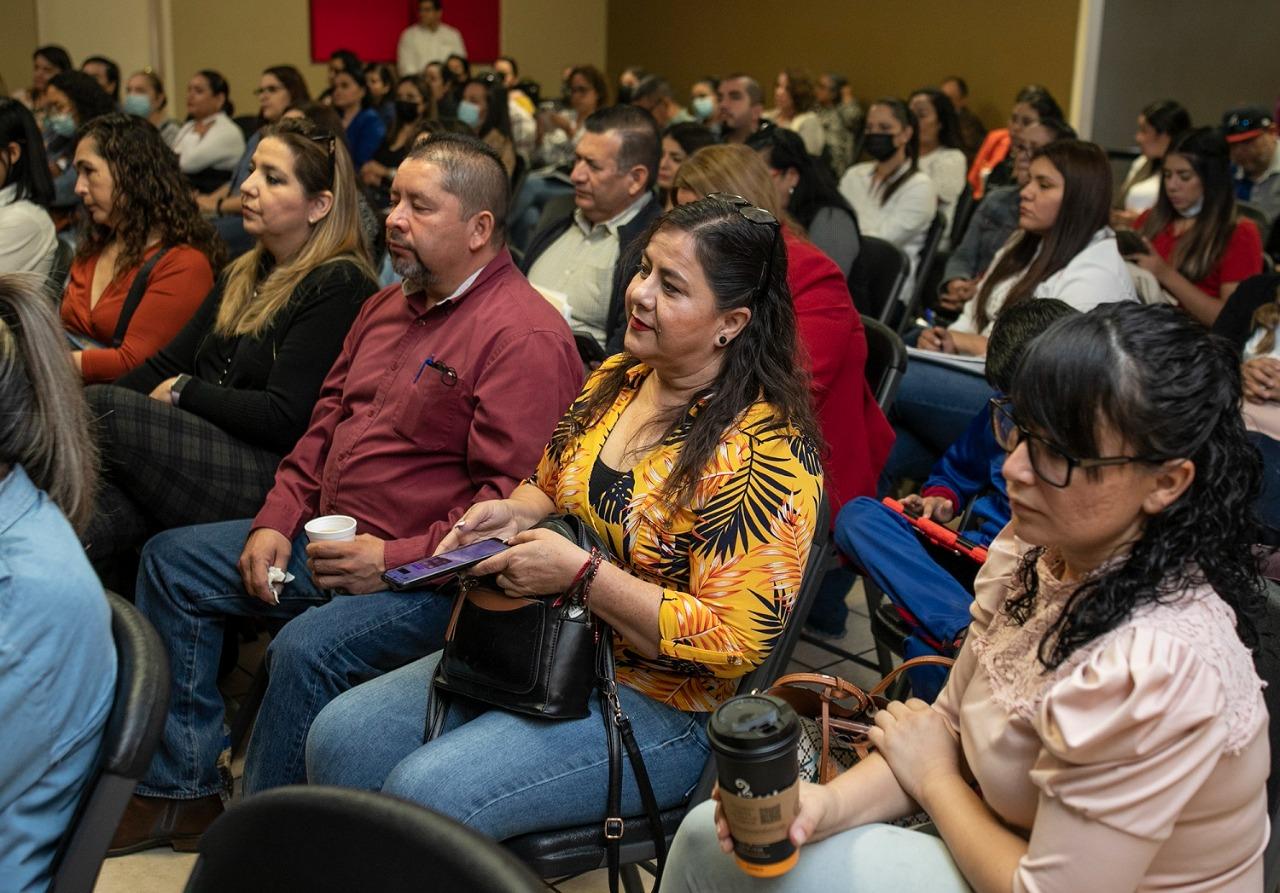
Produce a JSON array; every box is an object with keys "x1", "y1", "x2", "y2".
[{"x1": 305, "y1": 196, "x2": 825, "y2": 840}]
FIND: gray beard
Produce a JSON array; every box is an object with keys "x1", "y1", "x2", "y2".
[{"x1": 390, "y1": 250, "x2": 438, "y2": 292}]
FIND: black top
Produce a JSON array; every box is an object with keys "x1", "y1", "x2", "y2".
[
  {"x1": 1212, "y1": 272, "x2": 1280, "y2": 351},
  {"x1": 117, "y1": 258, "x2": 378, "y2": 454},
  {"x1": 588, "y1": 455, "x2": 633, "y2": 528}
]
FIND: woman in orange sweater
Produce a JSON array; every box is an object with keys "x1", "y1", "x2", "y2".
[{"x1": 61, "y1": 113, "x2": 221, "y2": 383}]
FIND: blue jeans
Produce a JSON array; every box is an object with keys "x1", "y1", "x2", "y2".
[
  {"x1": 306, "y1": 651, "x2": 711, "y2": 840},
  {"x1": 881, "y1": 362, "x2": 992, "y2": 493},
  {"x1": 134, "y1": 519, "x2": 452, "y2": 798}
]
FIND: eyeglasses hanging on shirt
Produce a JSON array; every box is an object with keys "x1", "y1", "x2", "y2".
[{"x1": 414, "y1": 354, "x2": 458, "y2": 387}]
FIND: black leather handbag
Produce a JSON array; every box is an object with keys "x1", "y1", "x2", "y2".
[{"x1": 428, "y1": 514, "x2": 606, "y2": 724}]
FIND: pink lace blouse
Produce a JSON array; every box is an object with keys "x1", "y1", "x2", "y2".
[{"x1": 932, "y1": 526, "x2": 1269, "y2": 892}]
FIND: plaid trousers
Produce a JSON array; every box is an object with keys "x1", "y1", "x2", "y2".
[{"x1": 83, "y1": 384, "x2": 283, "y2": 561}]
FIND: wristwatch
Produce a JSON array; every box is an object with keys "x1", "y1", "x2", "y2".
[{"x1": 169, "y1": 374, "x2": 193, "y2": 407}]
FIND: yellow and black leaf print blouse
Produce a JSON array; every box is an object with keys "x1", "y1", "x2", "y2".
[{"x1": 529, "y1": 359, "x2": 825, "y2": 714}]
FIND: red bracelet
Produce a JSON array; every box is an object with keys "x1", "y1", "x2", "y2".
[{"x1": 579, "y1": 548, "x2": 604, "y2": 606}]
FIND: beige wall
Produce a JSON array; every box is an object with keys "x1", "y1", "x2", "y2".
[
  {"x1": 36, "y1": 0, "x2": 154, "y2": 95},
  {"x1": 1, "y1": 0, "x2": 39, "y2": 100},
  {"x1": 607, "y1": 0, "x2": 1080, "y2": 130},
  {"x1": 502, "y1": 0, "x2": 606, "y2": 98}
]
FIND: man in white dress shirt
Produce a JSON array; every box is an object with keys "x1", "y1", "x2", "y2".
[{"x1": 397, "y1": 0, "x2": 467, "y2": 77}]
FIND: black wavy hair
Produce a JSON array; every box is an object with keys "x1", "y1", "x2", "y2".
[
  {"x1": 48, "y1": 71, "x2": 115, "y2": 125},
  {"x1": 0, "y1": 99, "x2": 54, "y2": 205},
  {"x1": 910, "y1": 87, "x2": 962, "y2": 151},
  {"x1": 1006, "y1": 302, "x2": 1265, "y2": 668},
  {"x1": 195, "y1": 69, "x2": 234, "y2": 118},
  {"x1": 553, "y1": 197, "x2": 822, "y2": 506},
  {"x1": 748, "y1": 125, "x2": 857, "y2": 233}
]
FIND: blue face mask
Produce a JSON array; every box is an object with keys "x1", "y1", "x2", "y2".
[
  {"x1": 691, "y1": 95, "x2": 715, "y2": 121},
  {"x1": 123, "y1": 94, "x2": 152, "y2": 118},
  {"x1": 46, "y1": 113, "x2": 76, "y2": 138},
  {"x1": 456, "y1": 100, "x2": 481, "y2": 128}
]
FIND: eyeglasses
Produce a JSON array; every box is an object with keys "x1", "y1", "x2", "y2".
[
  {"x1": 306, "y1": 131, "x2": 337, "y2": 181},
  {"x1": 988, "y1": 397, "x2": 1163, "y2": 488},
  {"x1": 706, "y1": 192, "x2": 780, "y2": 300},
  {"x1": 253, "y1": 85, "x2": 284, "y2": 97}
]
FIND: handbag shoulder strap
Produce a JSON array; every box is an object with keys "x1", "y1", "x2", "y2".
[
  {"x1": 111, "y1": 247, "x2": 170, "y2": 348},
  {"x1": 867, "y1": 655, "x2": 957, "y2": 699}
]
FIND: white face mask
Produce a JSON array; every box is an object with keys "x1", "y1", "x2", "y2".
[{"x1": 1178, "y1": 198, "x2": 1204, "y2": 218}]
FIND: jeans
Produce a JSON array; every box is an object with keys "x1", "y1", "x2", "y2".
[
  {"x1": 662, "y1": 801, "x2": 972, "y2": 892},
  {"x1": 306, "y1": 651, "x2": 711, "y2": 840},
  {"x1": 134, "y1": 519, "x2": 452, "y2": 798},
  {"x1": 881, "y1": 361, "x2": 992, "y2": 493}
]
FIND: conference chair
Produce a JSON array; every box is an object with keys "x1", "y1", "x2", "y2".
[
  {"x1": 847, "y1": 236, "x2": 910, "y2": 322},
  {"x1": 898, "y1": 212, "x2": 948, "y2": 332},
  {"x1": 862, "y1": 317, "x2": 908, "y2": 414},
  {"x1": 949, "y1": 184, "x2": 976, "y2": 247},
  {"x1": 50, "y1": 592, "x2": 170, "y2": 893},
  {"x1": 503, "y1": 500, "x2": 832, "y2": 893},
  {"x1": 183, "y1": 786, "x2": 545, "y2": 893}
]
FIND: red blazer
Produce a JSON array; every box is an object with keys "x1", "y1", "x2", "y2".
[{"x1": 784, "y1": 229, "x2": 895, "y2": 518}]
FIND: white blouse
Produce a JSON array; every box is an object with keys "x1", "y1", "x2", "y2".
[
  {"x1": 1120, "y1": 156, "x2": 1161, "y2": 213},
  {"x1": 953, "y1": 227, "x2": 1138, "y2": 336},
  {"x1": 172, "y1": 112, "x2": 246, "y2": 175},
  {"x1": 0, "y1": 184, "x2": 56, "y2": 277},
  {"x1": 917, "y1": 146, "x2": 968, "y2": 236},
  {"x1": 838, "y1": 160, "x2": 938, "y2": 271}
]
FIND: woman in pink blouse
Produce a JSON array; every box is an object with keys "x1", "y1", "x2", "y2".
[{"x1": 666, "y1": 301, "x2": 1270, "y2": 892}]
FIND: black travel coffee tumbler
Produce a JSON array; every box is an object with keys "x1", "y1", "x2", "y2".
[{"x1": 708, "y1": 694, "x2": 802, "y2": 877}]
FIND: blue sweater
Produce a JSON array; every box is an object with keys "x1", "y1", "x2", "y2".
[{"x1": 919, "y1": 401, "x2": 1009, "y2": 545}]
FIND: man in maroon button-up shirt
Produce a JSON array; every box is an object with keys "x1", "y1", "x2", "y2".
[{"x1": 117, "y1": 134, "x2": 584, "y2": 849}]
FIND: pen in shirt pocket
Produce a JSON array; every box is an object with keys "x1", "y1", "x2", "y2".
[{"x1": 414, "y1": 354, "x2": 458, "y2": 387}]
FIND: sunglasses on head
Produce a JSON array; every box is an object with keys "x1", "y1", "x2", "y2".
[{"x1": 706, "y1": 192, "x2": 780, "y2": 300}]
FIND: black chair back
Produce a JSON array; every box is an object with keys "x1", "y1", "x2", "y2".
[
  {"x1": 949, "y1": 184, "x2": 976, "y2": 247},
  {"x1": 862, "y1": 317, "x2": 908, "y2": 412},
  {"x1": 50, "y1": 592, "x2": 171, "y2": 893},
  {"x1": 184, "y1": 786, "x2": 545, "y2": 893},
  {"x1": 847, "y1": 236, "x2": 909, "y2": 321},
  {"x1": 45, "y1": 237, "x2": 74, "y2": 306},
  {"x1": 502, "y1": 499, "x2": 832, "y2": 883},
  {"x1": 898, "y1": 212, "x2": 948, "y2": 331}
]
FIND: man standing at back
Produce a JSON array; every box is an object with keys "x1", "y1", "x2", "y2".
[
  {"x1": 397, "y1": 0, "x2": 466, "y2": 76},
  {"x1": 522, "y1": 105, "x2": 663, "y2": 356},
  {"x1": 110, "y1": 134, "x2": 582, "y2": 853}
]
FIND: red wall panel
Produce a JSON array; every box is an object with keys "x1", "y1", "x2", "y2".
[{"x1": 310, "y1": 0, "x2": 500, "y2": 65}]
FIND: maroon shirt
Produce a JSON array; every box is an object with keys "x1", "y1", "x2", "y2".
[{"x1": 253, "y1": 249, "x2": 583, "y2": 568}]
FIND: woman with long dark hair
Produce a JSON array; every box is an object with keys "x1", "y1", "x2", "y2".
[
  {"x1": 61, "y1": 114, "x2": 221, "y2": 382},
  {"x1": 0, "y1": 99, "x2": 57, "y2": 275},
  {"x1": 884, "y1": 140, "x2": 1137, "y2": 487},
  {"x1": 306, "y1": 196, "x2": 824, "y2": 842},
  {"x1": 172, "y1": 69, "x2": 246, "y2": 193},
  {"x1": 909, "y1": 87, "x2": 967, "y2": 236},
  {"x1": 1114, "y1": 99, "x2": 1191, "y2": 225},
  {"x1": 459, "y1": 74, "x2": 515, "y2": 175},
  {"x1": 666, "y1": 301, "x2": 1269, "y2": 893},
  {"x1": 0, "y1": 272, "x2": 115, "y2": 892},
  {"x1": 331, "y1": 63, "x2": 386, "y2": 168},
  {"x1": 14, "y1": 44, "x2": 71, "y2": 110},
  {"x1": 968, "y1": 85, "x2": 1064, "y2": 200},
  {"x1": 838, "y1": 98, "x2": 937, "y2": 268},
  {"x1": 657, "y1": 121, "x2": 715, "y2": 210},
  {"x1": 764, "y1": 68, "x2": 825, "y2": 157},
  {"x1": 751, "y1": 125, "x2": 862, "y2": 276},
  {"x1": 360, "y1": 75, "x2": 434, "y2": 210},
  {"x1": 1130, "y1": 127, "x2": 1264, "y2": 326},
  {"x1": 41, "y1": 69, "x2": 115, "y2": 210}
]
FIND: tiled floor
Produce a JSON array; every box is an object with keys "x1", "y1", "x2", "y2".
[{"x1": 94, "y1": 583, "x2": 883, "y2": 892}]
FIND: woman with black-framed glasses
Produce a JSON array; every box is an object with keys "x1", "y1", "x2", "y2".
[{"x1": 666, "y1": 300, "x2": 1270, "y2": 893}]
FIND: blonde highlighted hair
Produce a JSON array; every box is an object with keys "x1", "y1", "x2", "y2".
[
  {"x1": 1249, "y1": 284, "x2": 1280, "y2": 357},
  {"x1": 671, "y1": 143, "x2": 797, "y2": 230},
  {"x1": 214, "y1": 119, "x2": 374, "y2": 337},
  {"x1": 0, "y1": 273, "x2": 97, "y2": 531}
]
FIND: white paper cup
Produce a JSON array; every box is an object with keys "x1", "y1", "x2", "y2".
[{"x1": 304, "y1": 515, "x2": 357, "y2": 543}]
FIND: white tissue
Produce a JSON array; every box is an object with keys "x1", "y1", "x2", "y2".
[{"x1": 266, "y1": 566, "x2": 295, "y2": 604}]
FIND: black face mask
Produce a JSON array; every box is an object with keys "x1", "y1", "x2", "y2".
[
  {"x1": 616, "y1": 84, "x2": 633, "y2": 105},
  {"x1": 395, "y1": 100, "x2": 421, "y2": 122},
  {"x1": 864, "y1": 132, "x2": 899, "y2": 161}
]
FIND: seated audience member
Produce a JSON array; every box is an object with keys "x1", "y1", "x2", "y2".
[
  {"x1": 939, "y1": 117, "x2": 1076, "y2": 313},
  {"x1": 320, "y1": 49, "x2": 361, "y2": 105},
  {"x1": 1130, "y1": 128, "x2": 1264, "y2": 326},
  {"x1": 0, "y1": 100, "x2": 57, "y2": 276},
  {"x1": 764, "y1": 69, "x2": 824, "y2": 157},
  {"x1": 491, "y1": 55, "x2": 536, "y2": 157},
  {"x1": 523, "y1": 104, "x2": 663, "y2": 353},
  {"x1": 81, "y1": 55, "x2": 120, "y2": 104},
  {"x1": 422, "y1": 61, "x2": 447, "y2": 107},
  {"x1": 909, "y1": 87, "x2": 967, "y2": 237},
  {"x1": 885, "y1": 139, "x2": 1137, "y2": 486},
  {"x1": 836, "y1": 298, "x2": 1077, "y2": 698},
  {"x1": 331, "y1": 64, "x2": 386, "y2": 168},
  {"x1": 1113, "y1": 99, "x2": 1191, "y2": 227},
  {"x1": 201, "y1": 65, "x2": 311, "y2": 258},
  {"x1": 61, "y1": 114, "x2": 220, "y2": 383},
  {"x1": 82, "y1": 119, "x2": 378, "y2": 564},
  {"x1": 673, "y1": 145, "x2": 892, "y2": 513},
  {"x1": 397, "y1": 0, "x2": 465, "y2": 78},
  {"x1": 459, "y1": 74, "x2": 515, "y2": 176},
  {"x1": 814, "y1": 72, "x2": 862, "y2": 178},
  {"x1": 444, "y1": 53, "x2": 470, "y2": 86},
  {"x1": 0, "y1": 274, "x2": 115, "y2": 893},
  {"x1": 108, "y1": 134, "x2": 582, "y2": 849},
  {"x1": 361, "y1": 75, "x2": 433, "y2": 210},
  {"x1": 614, "y1": 64, "x2": 647, "y2": 105},
  {"x1": 13, "y1": 44, "x2": 71, "y2": 111},
  {"x1": 173, "y1": 70, "x2": 246, "y2": 194},
  {"x1": 306, "y1": 196, "x2": 825, "y2": 843},
  {"x1": 940, "y1": 75, "x2": 985, "y2": 161},
  {"x1": 657, "y1": 121, "x2": 715, "y2": 209},
  {"x1": 717, "y1": 74, "x2": 768, "y2": 145},
  {"x1": 687, "y1": 76, "x2": 718, "y2": 124},
  {"x1": 838, "y1": 98, "x2": 938, "y2": 271},
  {"x1": 630, "y1": 75, "x2": 691, "y2": 130},
  {"x1": 42, "y1": 70, "x2": 115, "y2": 210},
  {"x1": 750, "y1": 125, "x2": 862, "y2": 277},
  {"x1": 665, "y1": 301, "x2": 1270, "y2": 893},
  {"x1": 123, "y1": 68, "x2": 180, "y2": 147},
  {"x1": 967, "y1": 85, "x2": 1062, "y2": 200},
  {"x1": 363, "y1": 63, "x2": 396, "y2": 131},
  {"x1": 1224, "y1": 105, "x2": 1280, "y2": 228}
]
